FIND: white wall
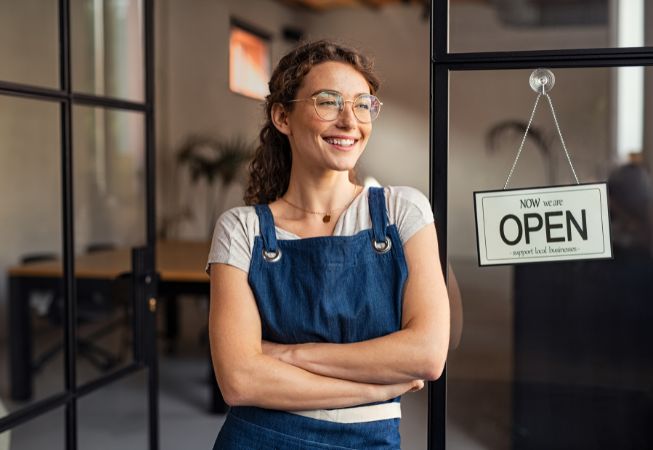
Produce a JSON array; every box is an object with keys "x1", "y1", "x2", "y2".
[
  {"x1": 156, "y1": 2, "x2": 431, "y2": 240},
  {"x1": 295, "y1": 4, "x2": 431, "y2": 194},
  {"x1": 0, "y1": 0, "x2": 60, "y2": 344},
  {"x1": 156, "y1": 0, "x2": 299, "y2": 239},
  {"x1": 450, "y1": 2, "x2": 609, "y2": 52}
]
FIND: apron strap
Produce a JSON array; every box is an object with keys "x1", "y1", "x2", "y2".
[
  {"x1": 254, "y1": 204, "x2": 278, "y2": 253},
  {"x1": 368, "y1": 187, "x2": 388, "y2": 243}
]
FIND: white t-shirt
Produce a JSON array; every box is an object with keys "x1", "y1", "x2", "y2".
[{"x1": 206, "y1": 185, "x2": 435, "y2": 274}]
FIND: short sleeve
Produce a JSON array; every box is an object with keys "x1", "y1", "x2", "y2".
[
  {"x1": 206, "y1": 207, "x2": 255, "y2": 274},
  {"x1": 385, "y1": 186, "x2": 435, "y2": 244}
]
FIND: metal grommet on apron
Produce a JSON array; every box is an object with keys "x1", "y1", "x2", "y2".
[
  {"x1": 372, "y1": 237, "x2": 392, "y2": 254},
  {"x1": 369, "y1": 187, "x2": 393, "y2": 254},
  {"x1": 262, "y1": 248, "x2": 282, "y2": 262},
  {"x1": 254, "y1": 204, "x2": 282, "y2": 262},
  {"x1": 215, "y1": 187, "x2": 408, "y2": 450}
]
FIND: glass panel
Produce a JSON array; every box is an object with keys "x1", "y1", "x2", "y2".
[
  {"x1": 0, "y1": 96, "x2": 63, "y2": 417},
  {"x1": 0, "y1": 0, "x2": 58, "y2": 87},
  {"x1": 447, "y1": 67, "x2": 653, "y2": 448},
  {"x1": 73, "y1": 105, "x2": 145, "y2": 384},
  {"x1": 4, "y1": 405, "x2": 64, "y2": 449},
  {"x1": 78, "y1": 371, "x2": 147, "y2": 449},
  {"x1": 71, "y1": 0, "x2": 145, "y2": 102},
  {"x1": 449, "y1": 1, "x2": 653, "y2": 53}
]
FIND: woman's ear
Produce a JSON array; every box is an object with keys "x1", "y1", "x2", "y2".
[{"x1": 271, "y1": 103, "x2": 292, "y2": 136}]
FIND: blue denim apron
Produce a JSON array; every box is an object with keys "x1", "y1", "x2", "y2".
[{"x1": 213, "y1": 187, "x2": 408, "y2": 449}]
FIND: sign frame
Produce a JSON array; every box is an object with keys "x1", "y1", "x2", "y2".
[{"x1": 474, "y1": 182, "x2": 613, "y2": 267}]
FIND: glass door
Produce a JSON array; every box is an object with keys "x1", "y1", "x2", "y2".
[
  {"x1": 431, "y1": 1, "x2": 653, "y2": 448},
  {"x1": 0, "y1": 0, "x2": 158, "y2": 449}
]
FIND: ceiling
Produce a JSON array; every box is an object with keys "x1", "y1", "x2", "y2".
[{"x1": 275, "y1": 0, "x2": 608, "y2": 26}]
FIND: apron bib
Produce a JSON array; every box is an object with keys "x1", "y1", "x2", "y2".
[{"x1": 214, "y1": 187, "x2": 408, "y2": 450}]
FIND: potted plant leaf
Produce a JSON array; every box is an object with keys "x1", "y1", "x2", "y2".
[{"x1": 176, "y1": 135, "x2": 253, "y2": 237}]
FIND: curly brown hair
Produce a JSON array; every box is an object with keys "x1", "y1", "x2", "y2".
[{"x1": 244, "y1": 39, "x2": 381, "y2": 205}]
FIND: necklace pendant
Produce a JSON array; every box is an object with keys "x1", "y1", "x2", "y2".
[{"x1": 322, "y1": 214, "x2": 331, "y2": 223}]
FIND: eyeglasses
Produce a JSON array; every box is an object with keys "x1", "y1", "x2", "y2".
[{"x1": 287, "y1": 90, "x2": 383, "y2": 123}]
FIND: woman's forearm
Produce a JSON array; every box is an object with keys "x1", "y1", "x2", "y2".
[
  {"x1": 263, "y1": 327, "x2": 446, "y2": 385},
  {"x1": 268, "y1": 223, "x2": 449, "y2": 385},
  {"x1": 217, "y1": 351, "x2": 422, "y2": 410}
]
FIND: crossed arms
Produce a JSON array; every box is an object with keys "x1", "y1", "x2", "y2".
[{"x1": 208, "y1": 223, "x2": 451, "y2": 411}]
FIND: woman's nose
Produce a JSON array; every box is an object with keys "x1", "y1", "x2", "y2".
[{"x1": 336, "y1": 101, "x2": 357, "y2": 128}]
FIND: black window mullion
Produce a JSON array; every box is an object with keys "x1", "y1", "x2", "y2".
[
  {"x1": 72, "y1": 92, "x2": 148, "y2": 112},
  {"x1": 0, "y1": 81, "x2": 67, "y2": 102},
  {"x1": 59, "y1": 0, "x2": 77, "y2": 448},
  {"x1": 429, "y1": 1, "x2": 449, "y2": 448},
  {"x1": 144, "y1": 0, "x2": 159, "y2": 449},
  {"x1": 435, "y1": 55, "x2": 653, "y2": 71}
]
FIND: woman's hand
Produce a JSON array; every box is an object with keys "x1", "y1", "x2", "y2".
[
  {"x1": 406, "y1": 379, "x2": 425, "y2": 393},
  {"x1": 378, "y1": 379, "x2": 424, "y2": 400}
]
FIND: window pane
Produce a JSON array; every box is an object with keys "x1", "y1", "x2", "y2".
[
  {"x1": 78, "y1": 371, "x2": 147, "y2": 449},
  {"x1": 73, "y1": 105, "x2": 145, "y2": 384},
  {"x1": 71, "y1": 0, "x2": 145, "y2": 101},
  {"x1": 0, "y1": 95, "x2": 63, "y2": 417},
  {"x1": 0, "y1": 0, "x2": 58, "y2": 87},
  {"x1": 447, "y1": 67, "x2": 653, "y2": 448},
  {"x1": 4, "y1": 405, "x2": 64, "y2": 449},
  {"x1": 449, "y1": 1, "x2": 653, "y2": 53}
]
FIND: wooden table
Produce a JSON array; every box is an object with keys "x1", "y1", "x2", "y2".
[
  {"x1": 8, "y1": 240, "x2": 210, "y2": 281},
  {"x1": 8, "y1": 241, "x2": 226, "y2": 412}
]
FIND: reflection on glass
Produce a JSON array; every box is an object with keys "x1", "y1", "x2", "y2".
[
  {"x1": 71, "y1": 0, "x2": 144, "y2": 101},
  {"x1": 0, "y1": 95, "x2": 63, "y2": 417},
  {"x1": 4, "y1": 405, "x2": 64, "y2": 449},
  {"x1": 447, "y1": 68, "x2": 653, "y2": 448},
  {"x1": 73, "y1": 105, "x2": 145, "y2": 384},
  {"x1": 0, "y1": 0, "x2": 58, "y2": 87},
  {"x1": 78, "y1": 371, "x2": 147, "y2": 449},
  {"x1": 449, "y1": 1, "x2": 652, "y2": 53}
]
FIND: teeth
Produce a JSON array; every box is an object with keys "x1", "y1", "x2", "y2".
[{"x1": 325, "y1": 138, "x2": 355, "y2": 147}]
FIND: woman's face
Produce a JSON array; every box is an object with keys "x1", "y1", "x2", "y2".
[{"x1": 275, "y1": 61, "x2": 373, "y2": 175}]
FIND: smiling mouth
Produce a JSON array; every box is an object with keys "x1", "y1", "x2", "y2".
[{"x1": 323, "y1": 137, "x2": 358, "y2": 148}]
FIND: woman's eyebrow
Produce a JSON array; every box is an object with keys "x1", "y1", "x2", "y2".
[
  {"x1": 310, "y1": 89, "x2": 340, "y2": 96},
  {"x1": 310, "y1": 89, "x2": 371, "y2": 97}
]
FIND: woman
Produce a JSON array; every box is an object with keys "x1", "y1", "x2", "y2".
[{"x1": 207, "y1": 40, "x2": 450, "y2": 449}]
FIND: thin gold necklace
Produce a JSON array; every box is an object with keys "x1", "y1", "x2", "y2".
[{"x1": 280, "y1": 184, "x2": 361, "y2": 223}]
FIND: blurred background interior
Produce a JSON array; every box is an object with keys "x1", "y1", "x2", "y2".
[{"x1": 1, "y1": 0, "x2": 652, "y2": 449}]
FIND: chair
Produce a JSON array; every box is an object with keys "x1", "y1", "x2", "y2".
[
  {"x1": 27, "y1": 244, "x2": 132, "y2": 373},
  {"x1": 21, "y1": 253, "x2": 59, "y2": 318}
]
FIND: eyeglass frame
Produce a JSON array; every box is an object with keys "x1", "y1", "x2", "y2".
[{"x1": 285, "y1": 90, "x2": 383, "y2": 123}]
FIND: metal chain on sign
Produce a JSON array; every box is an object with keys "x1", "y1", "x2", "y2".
[{"x1": 503, "y1": 69, "x2": 580, "y2": 189}]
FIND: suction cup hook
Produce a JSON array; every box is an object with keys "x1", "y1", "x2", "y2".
[{"x1": 529, "y1": 68, "x2": 555, "y2": 94}]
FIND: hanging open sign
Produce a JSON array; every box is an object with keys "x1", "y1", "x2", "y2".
[{"x1": 474, "y1": 183, "x2": 612, "y2": 266}]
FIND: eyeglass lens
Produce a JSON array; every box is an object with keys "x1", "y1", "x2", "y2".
[{"x1": 314, "y1": 91, "x2": 380, "y2": 122}]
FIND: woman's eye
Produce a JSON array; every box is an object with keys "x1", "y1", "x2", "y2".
[{"x1": 318, "y1": 100, "x2": 339, "y2": 107}]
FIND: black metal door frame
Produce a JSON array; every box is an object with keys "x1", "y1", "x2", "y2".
[
  {"x1": 428, "y1": 1, "x2": 653, "y2": 448},
  {"x1": 0, "y1": 1, "x2": 159, "y2": 449}
]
